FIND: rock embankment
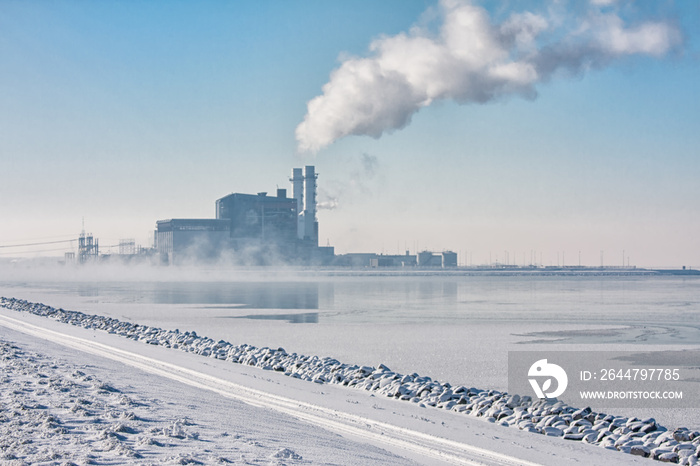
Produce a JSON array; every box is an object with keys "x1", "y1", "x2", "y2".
[{"x1": 2, "y1": 297, "x2": 699, "y2": 465}]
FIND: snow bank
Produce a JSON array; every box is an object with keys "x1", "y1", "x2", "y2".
[
  {"x1": 2, "y1": 296, "x2": 699, "y2": 464},
  {"x1": 0, "y1": 339, "x2": 262, "y2": 465}
]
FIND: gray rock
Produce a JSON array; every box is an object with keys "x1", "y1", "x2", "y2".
[
  {"x1": 630, "y1": 445, "x2": 650, "y2": 457},
  {"x1": 600, "y1": 437, "x2": 617, "y2": 449},
  {"x1": 593, "y1": 421, "x2": 610, "y2": 431},
  {"x1": 640, "y1": 422, "x2": 658, "y2": 434},
  {"x1": 563, "y1": 432, "x2": 586, "y2": 441},
  {"x1": 657, "y1": 451, "x2": 680, "y2": 463},
  {"x1": 675, "y1": 429, "x2": 693, "y2": 442},
  {"x1": 572, "y1": 418, "x2": 593, "y2": 429},
  {"x1": 674, "y1": 443, "x2": 695, "y2": 453},
  {"x1": 572, "y1": 407, "x2": 592, "y2": 421},
  {"x1": 542, "y1": 426, "x2": 563, "y2": 437}
]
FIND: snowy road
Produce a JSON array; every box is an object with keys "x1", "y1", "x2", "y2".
[{"x1": 0, "y1": 306, "x2": 650, "y2": 465}]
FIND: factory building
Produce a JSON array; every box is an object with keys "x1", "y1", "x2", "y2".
[
  {"x1": 156, "y1": 219, "x2": 230, "y2": 265},
  {"x1": 417, "y1": 251, "x2": 458, "y2": 268},
  {"x1": 155, "y1": 166, "x2": 332, "y2": 265},
  {"x1": 442, "y1": 251, "x2": 458, "y2": 267},
  {"x1": 334, "y1": 251, "x2": 456, "y2": 268},
  {"x1": 335, "y1": 252, "x2": 418, "y2": 268},
  {"x1": 216, "y1": 190, "x2": 297, "y2": 253}
]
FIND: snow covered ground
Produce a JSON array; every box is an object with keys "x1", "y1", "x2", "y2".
[
  {"x1": 1, "y1": 297, "x2": 695, "y2": 465},
  {"x1": 0, "y1": 320, "x2": 419, "y2": 465}
]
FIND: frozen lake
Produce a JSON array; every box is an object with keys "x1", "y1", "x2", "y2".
[{"x1": 2, "y1": 268, "x2": 699, "y2": 428}]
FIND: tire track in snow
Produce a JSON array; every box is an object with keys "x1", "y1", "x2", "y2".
[{"x1": 0, "y1": 313, "x2": 540, "y2": 466}]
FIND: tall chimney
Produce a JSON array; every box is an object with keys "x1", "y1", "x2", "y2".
[
  {"x1": 303, "y1": 166, "x2": 318, "y2": 246},
  {"x1": 290, "y1": 168, "x2": 304, "y2": 239}
]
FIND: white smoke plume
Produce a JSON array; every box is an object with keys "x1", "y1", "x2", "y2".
[
  {"x1": 317, "y1": 196, "x2": 339, "y2": 210},
  {"x1": 295, "y1": 0, "x2": 682, "y2": 153}
]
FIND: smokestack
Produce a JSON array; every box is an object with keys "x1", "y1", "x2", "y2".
[
  {"x1": 304, "y1": 165, "x2": 318, "y2": 246},
  {"x1": 291, "y1": 168, "x2": 304, "y2": 240}
]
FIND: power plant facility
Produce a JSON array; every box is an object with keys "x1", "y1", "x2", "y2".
[
  {"x1": 43, "y1": 164, "x2": 458, "y2": 268},
  {"x1": 155, "y1": 166, "x2": 332, "y2": 265},
  {"x1": 10, "y1": 165, "x2": 691, "y2": 272}
]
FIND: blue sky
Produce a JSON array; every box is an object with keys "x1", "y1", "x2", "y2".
[{"x1": 0, "y1": 0, "x2": 698, "y2": 267}]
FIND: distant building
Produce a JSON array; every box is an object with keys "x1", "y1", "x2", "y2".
[
  {"x1": 442, "y1": 251, "x2": 458, "y2": 268},
  {"x1": 155, "y1": 165, "x2": 332, "y2": 265},
  {"x1": 416, "y1": 251, "x2": 458, "y2": 268},
  {"x1": 156, "y1": 219, "x2": 230, "y2": 265},
  {"x1": 335, "y1": 252, "x2": 417, "y2": 268},
  {"x1": 417, "y1": 251, "x2": 442, "y2": 267},
  {"x1": 216, "y1": 190, "x2": 297, "y2": 257},
  {"x1": 333, "y1": 251, "x2": 459, "y2": 269},
  {"x1": 334, "y1": 253, "x2": 378, "y2": 268}
]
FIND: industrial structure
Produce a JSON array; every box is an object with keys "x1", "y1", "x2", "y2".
[
  {"x1": 77, "y1": 230, "x2": 99, "y2": 264},
  {"x1": 290, "y1": 166, "x2": 319, "y2": 246},
  {"x1": 334, "y1": 251, "x2": 458, "y2": 268},
  {"x1": 118, "y1": 239, "x2": 136, "y2": 255},
  {"x1": 155, "y1": 219, "x2": 230, "y2": 264},
  {"x1": 156, "y1": 166, "x2": 331, "y2": 265},
  {"x1": 53, "y1": 164, "x2": 458, "y2": 268}
]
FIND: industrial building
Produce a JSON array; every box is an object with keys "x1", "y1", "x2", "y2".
[
  {"x1": 417, "y1": 251, "x2": 458, "y2": 268},
  {"x1": 215, "y1": 190, "x2": 297, "y2": 258},
  {"x1": 153, "y1": 164, "x2": 456, "y2": 267},
  {"x1": 334, "y1": 251, "x2": 458, "y2": 268},
  {"x1": 155, "y1": 219, "x2": 230, "y2": 265},
  {"x1": 156, "y1": 166, "x2": 332, "y2": 265},
  {"x1": 335, "y1": 252, "x2": 418, "y2": 268}
]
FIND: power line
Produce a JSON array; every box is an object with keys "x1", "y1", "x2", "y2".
[
  {"x1": 0, "y1": 234, "x2": 77, "y2": 243},
  {"x1": 0, "y1": 246, "x2": 76, "y2": 256},
  {"x1": 0, "y1": 239, "x2": 76, "y2": 249}
]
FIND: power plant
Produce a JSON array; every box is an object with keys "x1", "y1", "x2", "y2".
[
  {"x1": 4, "y1": 164, "x2": 692, "y2": 272},
  {"x1": 43, "y1": 164, "x2": 459, "y2": 268},
  {"x1": 155, "y1": 166, "x2": 332, "y2": 265}
]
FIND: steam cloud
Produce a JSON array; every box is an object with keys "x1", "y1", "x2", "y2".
[
  {"x1": 296, "y1": 0, "x2": 682, "y2": 153},
  {"x1": 317, "y1": 197, "x2": 339, "y2": 210}
]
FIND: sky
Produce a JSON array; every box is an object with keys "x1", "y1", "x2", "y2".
[{"x1": 0, "y1": 0, "x2": 698, "y2": 267}]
